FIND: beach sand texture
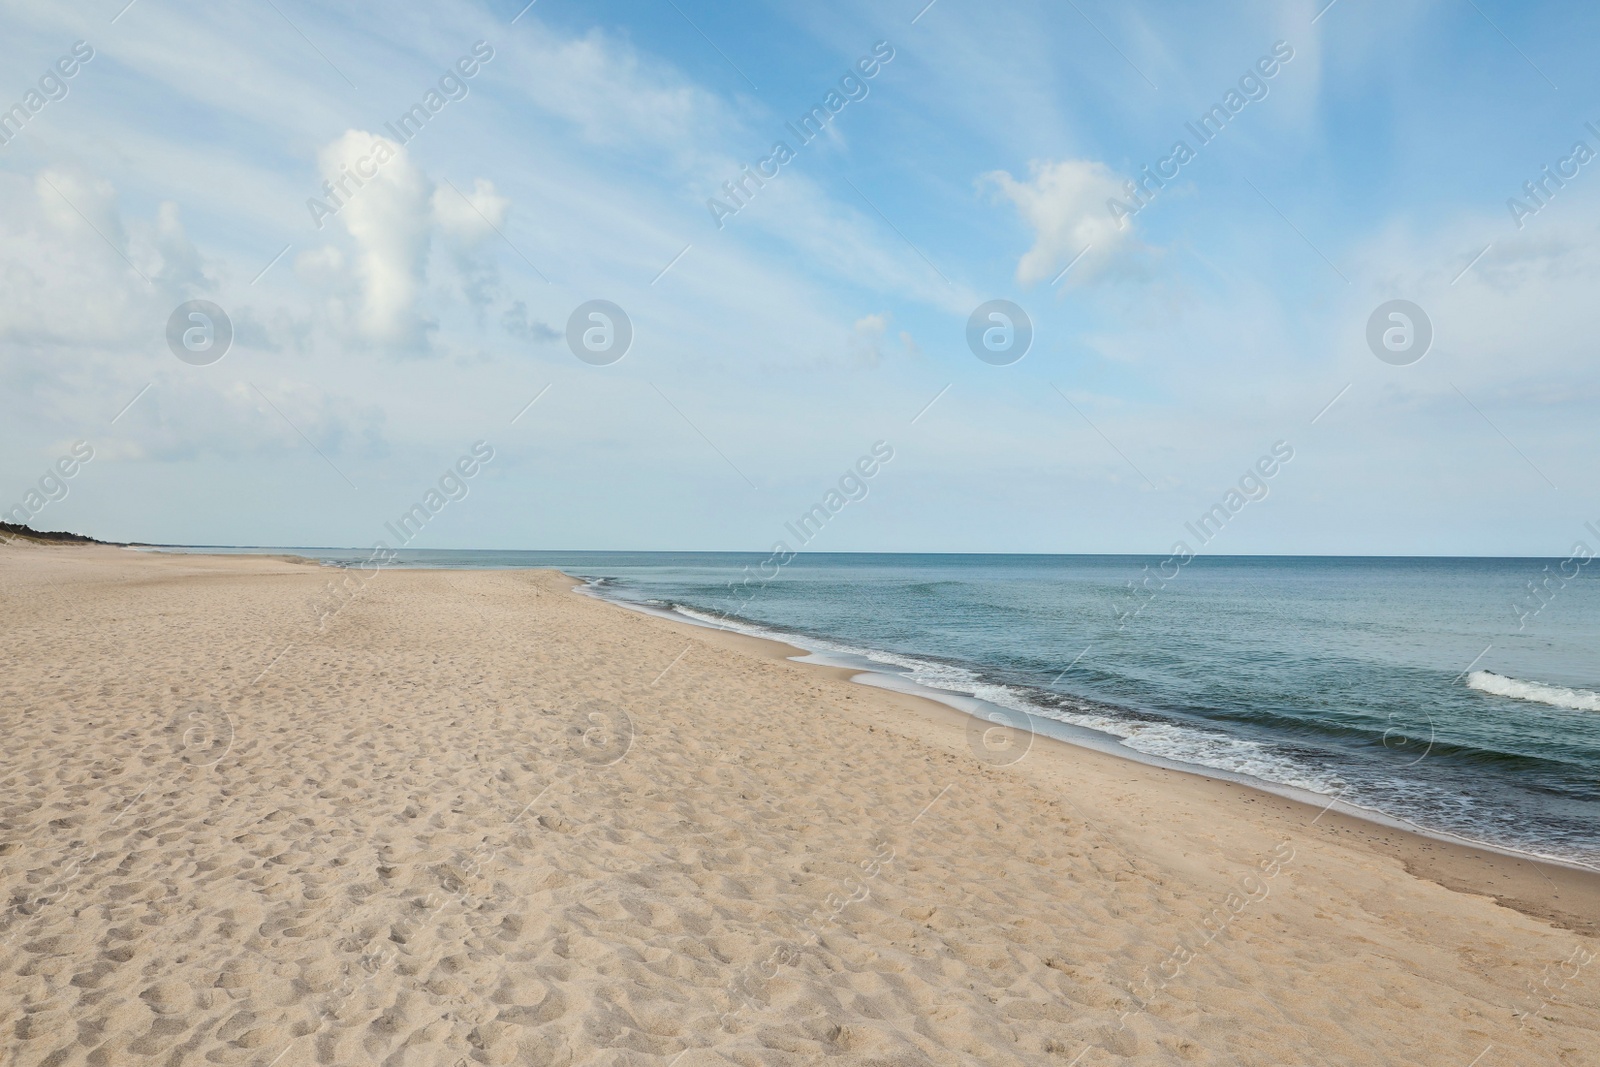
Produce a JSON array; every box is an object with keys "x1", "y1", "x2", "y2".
[{"x1": 1, "y1": 544, "x2": 1597, "y2": 1066}]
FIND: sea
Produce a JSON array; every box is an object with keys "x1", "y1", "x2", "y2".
[{"x1": 170, "y1": 549, "x2": 1600, "y2": 868}]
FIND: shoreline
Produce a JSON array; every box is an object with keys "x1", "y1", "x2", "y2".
[
  {"x1": 4, "y1": 542, "x2": 1596, "y2": 1065},
  {"x1": 559, "y1": 568, "x2": 1600, "y2": 936},
  {"x1": 143, "y1": 543, "x2": 1600, "y2": 907},
  {"x1": 571, "y1": 572, "x2": 1600, "y2": 878}
]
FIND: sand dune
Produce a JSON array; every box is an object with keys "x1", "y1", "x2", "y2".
[{"x1": 1, "y1": 544, "x2": 1596, "y2": 1066}]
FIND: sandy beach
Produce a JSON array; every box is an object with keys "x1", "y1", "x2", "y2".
[{"x1": 1, "y1": 542, "x2": 1596, "y2": 1067}]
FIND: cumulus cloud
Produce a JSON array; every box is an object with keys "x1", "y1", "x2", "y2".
[
  {"x1": 303, "y1": 132, "x2": 514, "y2": 346},
  {"x1": 984, "y1": 159, "x2": 1132, "y2": 286},
  {"x1": 315, "y1": 130, "x2": 433, "y2": 347}
]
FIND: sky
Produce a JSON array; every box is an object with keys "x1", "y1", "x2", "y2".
[{"x1": 1, "y1": 0, "x2": 1598, "y2": 554}]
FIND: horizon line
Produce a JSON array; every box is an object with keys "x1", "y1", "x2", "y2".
[{"x1": 131, "y1": 544, "x2": 1592, "y2": 561}]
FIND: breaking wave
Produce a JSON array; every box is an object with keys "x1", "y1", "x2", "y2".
[{"x1": 1468, "y1": 671, "x2": 1600, "y2": 712}]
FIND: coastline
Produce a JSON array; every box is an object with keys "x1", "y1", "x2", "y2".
[
  {"x1": 5, "y1": 542, "x2": 1595, "y2": 1066},
  {"x1": 125, "y1": 544, "x2": 1600, "y2": 914},
  {"x1": 136, "y1": 543, "x2": 1600, "y2": 917},
  {"x1": 566, "y1": 569, "x2": 1600, "y2": 936}
]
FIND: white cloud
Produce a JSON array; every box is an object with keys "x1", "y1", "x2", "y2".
[
  {"x1": 847, "y1": 312, "x2": 919, "y2": 365},
  {"x1": 316, "y1": 130, "x2": 434, "y2": 348},
  {"x1": 0, "y1": 171, "x2": 220, "y2": 356},
  {"x1": 36, "y1": 170, "x2": 126, "y2": 254},
  {"x1": 985, "y1": 159, "x2": 1133, "y2": 286},
  {"x1": 433, "y1": 178, "x2": 510, "y2": 319},
  {"x1": 501, "y1": 26, "x2": 711, "y2": 156},
  {"x1": 432, "y1": 178, "x2": 509, "y2": 246},
  {"x1": 301, "y1": 133, "x2": 514, "y2": 348},
  {"x1": 849, "y1": 312, "x2": 889, "y2": 364},
  {"x1": 96, "y1": 375, "x2": 388, "y2": 464},
  {"x1": 152, "y1": 201, "x2": 207, "y2": 292}
]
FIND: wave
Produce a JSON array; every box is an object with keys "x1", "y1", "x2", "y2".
[
  {"x1": 668, "y1": 601, "x2": 1347, "y2": 795},
  {"x1": 578, "y1": 583, "x2": 1600, "y2": 864},
  {"x1": 1467, "y1": 670, "x2": 1600, "y2": 712},
  {"x1": 1041, "y1": 699, "x2": 1348, "y2": 794}
]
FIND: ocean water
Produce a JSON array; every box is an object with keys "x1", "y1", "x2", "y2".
[{"x1": 180, "y1": 548, "x2": 1600, "y2": 867}]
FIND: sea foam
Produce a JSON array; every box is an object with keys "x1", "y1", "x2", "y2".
[
  {"x1": 1467, "y1": 670, "x2": 1600, "y2": 712},
  {"x1": 674, "y1": 602, "x2": 1347, "y2": 795}
]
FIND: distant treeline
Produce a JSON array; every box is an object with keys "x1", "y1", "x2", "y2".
[{"x1": 0, "y1": 521, "x2": 109, "y2": 545}]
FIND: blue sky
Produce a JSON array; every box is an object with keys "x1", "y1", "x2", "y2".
[{"x1": 2, "y1": 0, "x2": 1598, "y2": 554}]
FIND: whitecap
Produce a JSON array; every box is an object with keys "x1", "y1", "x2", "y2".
[{"x1": 1467, "y1": 670, "x2": 1600, "y2": 712}]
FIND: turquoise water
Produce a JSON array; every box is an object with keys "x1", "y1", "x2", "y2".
[{"x1": 182, "y1": 549, "x2": 1600, "y2": 866}]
